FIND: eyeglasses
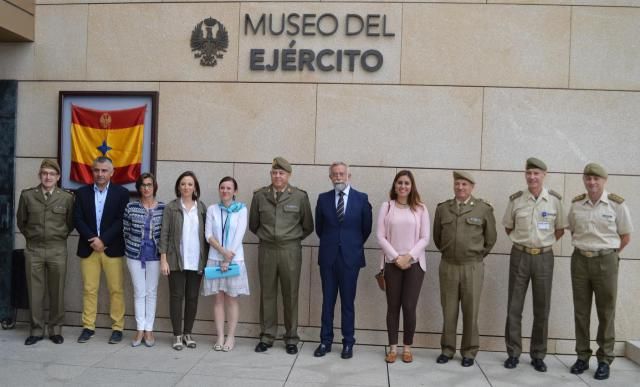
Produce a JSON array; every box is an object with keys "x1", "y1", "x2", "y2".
[
  {"x1": 40, "y1": 171, "x2": 59, "y2": 177},
  {"x1": 140, "y1": 183, "x2": 154, "y2": 189}
]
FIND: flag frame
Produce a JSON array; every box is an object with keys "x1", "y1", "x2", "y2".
[{"x1": 57, "y1": 91, "x2": 159, "y2": 193}]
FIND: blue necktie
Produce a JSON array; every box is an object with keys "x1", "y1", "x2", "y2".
[{"x1": 337, "y1": 191, "x2": 345, "y2": 222}]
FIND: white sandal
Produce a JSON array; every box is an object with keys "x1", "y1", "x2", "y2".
[
  {"x1": 183, "y1": 334, "x2": 196, "y2": 348},
  {"x1": 172, "y1": 335, "x2": 183, "y2": 351}
]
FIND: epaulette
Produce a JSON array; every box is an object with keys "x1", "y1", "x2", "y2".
[
  {"x1": 21, "y1": 186, "x2": 38, "y2": 193},
  {"x1": 437, "y1": 199, "x2": 452, "y2": 207},
  {"x1": 572, "y1": 193, "x2": 586, "y2": 203},
  {"x1": 549, "y1": 189, "x2": 562, "y2": 200},
  {"x1": 509, "y1": 191, "x2": 523, "y2": 201},
  {"x1": 608, "y1": 193, "x2": 624, "y2": 204},
  {"x1": 253, "y1": 185, "x2": 270, "y2": 194},
  {"x1": 478, "y1": 198, "x2": 493, "y2": 208}
]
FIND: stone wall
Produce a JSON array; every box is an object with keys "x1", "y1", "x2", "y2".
[{"x1": 1, "y1": 0, "x2": 639, "y2": 354}]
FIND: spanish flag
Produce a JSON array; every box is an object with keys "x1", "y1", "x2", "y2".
[{"x1": 70, "y1": 104, "x2": 146, "y2": 184}]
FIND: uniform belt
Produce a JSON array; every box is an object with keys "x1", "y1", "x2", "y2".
[
  {"x1": 576, "y1": 248, "x2": 617, "y2": 258},
  {"x1": 513, "y1": 244, "x2": 553, "y2": 255}
]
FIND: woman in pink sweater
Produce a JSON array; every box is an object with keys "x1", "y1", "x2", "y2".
[{"x1": 376, "y1": 170, "x2": 430, "y2": 364}]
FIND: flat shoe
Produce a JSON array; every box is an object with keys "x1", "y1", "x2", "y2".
[
  {"x1": 183, "y1": 334, "x2": 196, "y2": 348},
  {"x1": 144, "y1": 337, "x2": 155, "y2": 347},
  {"x1": 222, "y1": 345, "x2": 232, "y2": 352},
  {"x1": 385, "y1": 351, "x2": 397, "y2": 363},
  {"x1": 213, "y1": 343, "x2": 223, "y2": 351},
  {"x1": 402, "y1": 351, "x2": 413, "y2": 363}
]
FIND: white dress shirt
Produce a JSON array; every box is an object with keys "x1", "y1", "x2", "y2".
[{"x1": 180, "y1": 199, "x2": 201, "y2": 271}]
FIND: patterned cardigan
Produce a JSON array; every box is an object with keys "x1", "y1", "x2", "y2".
[{"x1": 123, "y1": 201, "x2": 166, "y2": 261}]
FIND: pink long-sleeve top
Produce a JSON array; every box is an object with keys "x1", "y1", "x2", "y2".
[{"x1": 376, "y1": 200, "x2": 430, "y2": 272}]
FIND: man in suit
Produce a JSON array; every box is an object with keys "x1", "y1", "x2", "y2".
[
  {"x1": 73, "y1": 156, "x2": 129, "y2": 344},
  {"x1": 17, "y1": 159, "x2": 74, "y2": 345},
  {"x1": 313, "y1": 162, "x2": 373, "y2": 359}
]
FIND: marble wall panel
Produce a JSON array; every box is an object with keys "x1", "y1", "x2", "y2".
[
  {"x1": 401, "y1": 4, "x2": 570, "y2": 88},
  {"x1": 316, "y1": 84, "x2": 483, "y2": 169},
  {"x1": 570, "y1": 7, "x2": 640, "y2": 90},
  {"x1": 238, "y1": 3, "x2": 402, "y2": 84},
  {"x1": 86, "y1": 3, "x2": 239, "y2": 81},
  {"x1": 0, "y1": 43, "x2": 34, "y2": 80},
  {"x1": 482, "y1": 88, "x2": 640, "y2": 175},
  {"x1": 33, "y1": 5, "x2": 87, "y2": 80},
  {"x1": 158, "y1": 82, "x2": 316, "y2": 163},
  {"x1": 490, "y1": 0, "x2": 640, "y2": 6},
  {"x1": 15, "y1": 81, "x2": 159, "y2": 158}
]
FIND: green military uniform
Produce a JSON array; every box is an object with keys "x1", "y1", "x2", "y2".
[
  {"x1": 433, "y1": 192, "x2": 497, "y2": 360},
  {"x1": 249, "y1": 183, "x2": 313, "y2": 345},
  {"x1": 568, "y1": 164, "x2": 633, "y2": 366},
  {"x1": 17, "y1": 185, "x2": 74, "y2": 337}
]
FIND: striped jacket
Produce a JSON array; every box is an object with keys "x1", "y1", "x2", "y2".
[{"x1": 123, "y1": 201, "x2": 165, "y2": 261}]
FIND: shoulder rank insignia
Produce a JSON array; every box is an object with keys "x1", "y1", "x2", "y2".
[
  {"x1": 608, "y1": 193, "x2": 625, "y2": 204},
  {"x1": 509, "y1": 191, "x2": 523, "y2": 201},
  {"x1": 572, "y1": 193, "x2": 586, "y2": 203},
  {"x1": 437, "y1": 199, "x2": 451, "y2": 207},
  {"x1": 549, "y1": 189, "x2": 562, "y2": 200},
  {"x1": 479, "y1": 198, "x2": 493, "y2": 208}
]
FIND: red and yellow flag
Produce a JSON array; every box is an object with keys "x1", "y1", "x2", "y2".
[{"x1": 70, "y1": 104, "x2": 146, "y2": 184}]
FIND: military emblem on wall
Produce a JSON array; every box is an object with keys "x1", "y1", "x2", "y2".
[{"x1": 191, "y1": 17, "x2": 229, "y2": 67}]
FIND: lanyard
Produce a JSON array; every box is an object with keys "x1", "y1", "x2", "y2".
[{"x1": 220, "y1": 209, "x2": 230, "y2": 247}]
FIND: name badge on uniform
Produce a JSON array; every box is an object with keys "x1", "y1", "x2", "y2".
[{"x1": 537, "y1": 221, "x2": 550, "y2": 230}]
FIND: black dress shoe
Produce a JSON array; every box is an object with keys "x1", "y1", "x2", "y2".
[
  {"x1": 24, "y1": 336, "x2": 43, "y2": 346},
  {"x1": 436, "y1": 354, "x2": 453, "y2": 364},
  {"x1": 77, "y1": 328, "x2": 95, "y2": 343},
  {"x1": 531, "y1": 358, "x2": 547, "y2": 372},
  {"x1": 313, "y1": 343, "x2": 331, "y2": 357},
  {"x1": 570, "y1": 359, "x2": 589, "y2": 374},
  {"x1": 461, "y1": 357, "x2": 474, "y2": 367},
  {"x1": 504, "y1": 356, "x2": 519, "y2": 369},
  {"x1": 254, "y1": 342, "x2": 272, "y2": 352},
  {"x1": 286, "y1": 344, "x2": 298, "y2": 354},
  {"x1": 341, "y1": 344, "x2": 353, "y2": 359},
  {"x1": 49, "y1": 335, "x2": 64, "y2": 344},
  {"x1": 109, "y1": 330, "x2": 123, "y2": 344},
  {"x1": 594, "y1": 362, "x2": 610, "y2": 380}
]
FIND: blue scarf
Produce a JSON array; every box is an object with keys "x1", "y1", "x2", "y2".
[{"x1": 219, "y1": 201, "x2": 245, "y2": 247}]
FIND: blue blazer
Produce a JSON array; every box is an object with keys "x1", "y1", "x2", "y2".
[
  {"x1": 74, "y1": 183, "x2": 129, "y2": 258},
  {"x1": 315, "y1": 187, "x2": 373, "y2": 269}
]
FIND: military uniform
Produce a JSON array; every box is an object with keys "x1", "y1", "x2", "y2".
[
  {"x1": 16, "y1": 185, "x2": 74, "y2": 337},
  {"x1": 568, "y1": 189, "x2": 633, "y2": 366},
  {"x1": 249, "y1": 183, "x2": 313, "y2": 346},
  {"x1": 433, "y1": 193, "x2": 497, "y2": 360},
  {"x1": 502, "y1": 186, "x2": 566, "y2": 360}
]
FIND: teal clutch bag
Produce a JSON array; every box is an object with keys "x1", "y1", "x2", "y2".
[{"x1": 204, "y1": 263, "x2": 240, "y2": 279}]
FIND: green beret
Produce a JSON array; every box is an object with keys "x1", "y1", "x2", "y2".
[
  {"x1": 40, "y1": 159, "x2": 60, "y2": 174},
  {"x1": 526, "y1": 157, "x2": 547, "y2": 171},
  {"x1": 272, "y1": 156, "x2": 292, "y2": 173},
  {"x1": 583, "y1": 162, "x2": 608, "y2": 178},
  {"x1": 453, "y1": 170, "x2": 475, "y2": 184}
]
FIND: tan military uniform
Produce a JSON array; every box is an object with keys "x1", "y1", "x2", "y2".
[
  {"x1": 16, "y1": 185, "x2": 74, "y2": 337},
  {"x1": 502, "y1": 187, "x2": 566, "y2": 360},
  {"x1": 433, "y1": 196, "x2": 497, "y2": 359},
  {"x1": 568, "y1": 190, "x2": 633, "y2": 365},
  {"x1": 249, "y1": 184, "x2": 313, "y2": 345}
]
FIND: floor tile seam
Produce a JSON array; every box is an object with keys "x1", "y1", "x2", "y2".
[
  {"x1": 474, "y1": 357, "x2": 495, "y2": 387},
  {"x1": 78, "y1": 364, "x2": 185, "y2": 376},
  {"x1": 283, "y1": 341, "x2": 303, "y2": 384}
]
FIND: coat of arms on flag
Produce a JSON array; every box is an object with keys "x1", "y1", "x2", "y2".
[{"x1": 70, "y1": 104, "x2": 146, "y2": 184}]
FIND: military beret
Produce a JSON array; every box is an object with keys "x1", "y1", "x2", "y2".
[
  {"x1": 272, "y1": 156, "x2": 292, "y2": 173},
  {"x1": 40, "y1": 159, "x2": 60, "y2": 174},
  {"x1": 526, "y1": 157, "x2": 547, "y2": 171},
  {"x1": 583, "y1": 162, "x2": 608, "y2": 178},
  {"x1": 453, "y1": 170, "x2": 475, "y2": 184}
]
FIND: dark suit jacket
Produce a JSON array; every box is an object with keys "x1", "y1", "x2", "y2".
[
  {"x1": 315, "y1": 187, "x2": 373, "y2": 269},
  {"x1": 74, "y1": 183, "x2": 129, "y2": 258}
]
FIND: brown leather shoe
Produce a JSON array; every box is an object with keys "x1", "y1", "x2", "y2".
[
  {"x1": 385, "y1": 351, "x2": 397, "y2": 363},
  {"x1": 402, "y1": 350, "x2": 413, "y2": 363}
]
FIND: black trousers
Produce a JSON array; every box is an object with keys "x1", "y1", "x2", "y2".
[
  {"x1": 168, "y1": 270, "x2": 202, "y2": 336},
  {"x1": 384, "y1": 262, "x2": 425, "y2": 345}
]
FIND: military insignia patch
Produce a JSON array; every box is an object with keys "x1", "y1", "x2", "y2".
[{"x1": 191, "y1": 17, "x2": 229, "y2": 67}]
